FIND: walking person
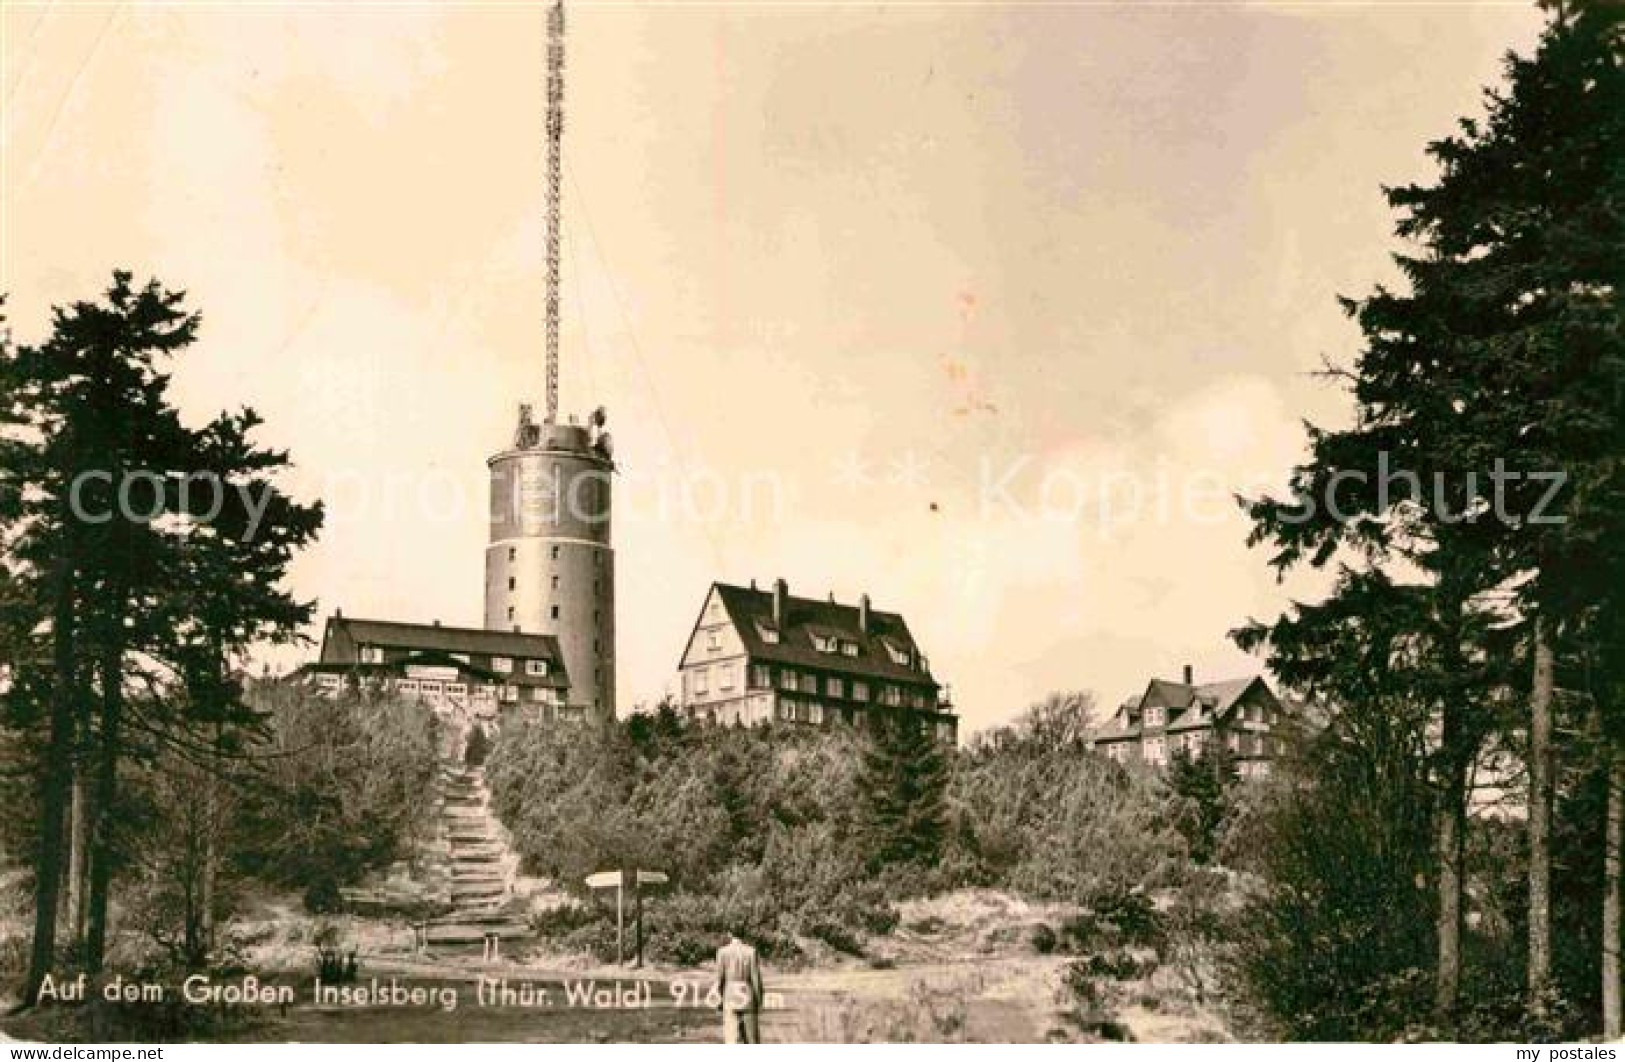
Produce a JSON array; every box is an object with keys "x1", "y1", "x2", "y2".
[{"x1": 713, "y1": 931, "x2": 764, "y2": 1043}]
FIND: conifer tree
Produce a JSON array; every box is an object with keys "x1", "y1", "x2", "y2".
[{"x1": 859, "y1": 710, "x2": 947, "y2": 872}]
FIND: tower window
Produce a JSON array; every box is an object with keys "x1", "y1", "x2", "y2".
[
  {"x1": 508, "y1": 577, "x2": 516, "y2": 591},
  {"x1": 551, "y1": 575, "x2": 559, "y2": 590},
  {"x1": 551, "y1": 545, "x2": 559, "y2": 560},
  {"x1": 506, "y1": 606, "x2": 515, "y2": 621},
  {"x1": 508, "y1": 547, "x2": 516, "y2": 562},
  {"x1": 550, "y1": 605, "x2": 559, "y2": 620}
]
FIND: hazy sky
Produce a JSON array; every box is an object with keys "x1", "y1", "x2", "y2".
[{"x1": 2, "y1": 1, "x2": 1544, "y2": 733}]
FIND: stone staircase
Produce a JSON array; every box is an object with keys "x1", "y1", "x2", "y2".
[{"x1": 421, "y1": 763, "x2": 530, "y2": 948}]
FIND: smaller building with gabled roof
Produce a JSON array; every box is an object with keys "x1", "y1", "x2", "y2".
[
  {"x1": 1092, "y1": 664, "x2": 1285, "y2": 777},
  {"x1": 674, "y1": 579, "x2": 956, "y2": 744}
]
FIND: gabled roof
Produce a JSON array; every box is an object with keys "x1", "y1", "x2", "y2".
[
  {"x1": 1139, "y1": 676, "x2": 1266, "y2": 718},
  {"x1": 709, "y1": 582, "x2": 939, "y2": 687},
  {"x1": 318, "y1": 615, "x2": 569, "y2": 688},
  {"x1": 1092, "y1": 673, "x2": 1279, "y2": 744}
]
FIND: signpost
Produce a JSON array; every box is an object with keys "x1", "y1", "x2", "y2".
[{"x1": 585, "y1": 869, "x2": 669, "y2": 967}]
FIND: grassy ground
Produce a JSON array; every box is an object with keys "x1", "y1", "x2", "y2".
[{"x1": 0, "y1": 888, "x2": 1240, "y2": 1044}]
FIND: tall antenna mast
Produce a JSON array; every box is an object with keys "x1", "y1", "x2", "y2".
[{"x1": 544, "y1": 0, "x2": 565, "y2": 424}]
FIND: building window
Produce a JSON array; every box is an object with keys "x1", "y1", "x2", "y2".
[
  {"x1": 825, "y1": 676, "x2": 844, "y2": 698},
  {"x1": 550, "y1": 605, "x2": 560, "y2": 620},
  {"x1": 551, "y1": 575, "x2": 559, "y2": 590},
  {"x1": 750, "y1": 664, "x2": 770, "y2": 689},
  {"x1": 881, "y1": 686, "x2": 902, "y2": 707},
  {"x1": 420, "y1": 681, "x2": 443, "y2": 695},
  {"x1": 778, "y1": 670, "x2": 795, "y2": 691},
  {"x1": 446, "y1": 683, "x2": 467, "y2": 697},
  {"x1": 507, "y1": 606, "x2": 515, "y2": 621},
  {"x1": 502, "y1": 685, "x2": 520, "y2": 701},
  {"x1": 720, "y1": 665, "x2": 735, "y2": 690},
  {"x1": 694, "y1": 667, "x2": 709, "y2": 695},
  {"x1": 707, "y1": 631, "x2": 722, "y2": 651},
  {"x1": 526, "y1": 660, "x2": 549, "y2": 676},
  {"x1": 492, "y1": 656, "x2": 513, "y2": 674},
  {"x1": 1144, "y1": 707, "x2": 1165, "y2": 728},
  {"x1": 397, "y1": 679, "x2": 420, "y2": 694},
  {"x1": 1145, "y1": 736, "x2": 1167, "y2": 765},
  {"x1": 551, "y1": 545, "x2": 559, "y2": 560},
  {"x1": 853, "y1": 681, "x2": 870, "y2": 702}
]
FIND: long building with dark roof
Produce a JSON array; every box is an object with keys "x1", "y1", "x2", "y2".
[
  {"x1": 295, "y1": 611, "x2": 578, "y2": 722},
  {"x1": 674, "y1": 578, "x2": 957, "y2": 744}
]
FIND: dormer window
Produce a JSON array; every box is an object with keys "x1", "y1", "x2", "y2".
[
  {"x1": 755, "y1": 621, "x2": 781, "y2": 645},
  {"x1": 884, "y1": 642, "x2": 910, "y2": 666},
  {"x1": 812, "y1": 633, "x2": 837, "y2": 654},
  {"x1": 360, "y1": 646, "x2": 384, "y2": 664},
  {"x1": 840, "y1": 640, "x2": 859, "y2": 657},
  {"x1": 1144, "y1": 707, "x2": 1166, "y2": 728},
  {"x1": 491, "y1": 656, "x2": 513, "y2": 674},
  {"x1": 525, "y1": 659, "x2": 549, "y2": 677}
]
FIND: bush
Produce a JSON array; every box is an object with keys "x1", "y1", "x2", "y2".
[
  {"x1": 951, "y1": 707, "x2": 1189, "y2": 904},
  {"x1": 1030, "y1": 923, "x2": 1058, "y2": 955}
]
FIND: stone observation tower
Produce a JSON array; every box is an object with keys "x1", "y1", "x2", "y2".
[
  {"x1": 485, "y1": 407, "x2": 615, "y2": 718},
  {"x1": 484, "y1": 0, "x2": 616, "y2": 719}
]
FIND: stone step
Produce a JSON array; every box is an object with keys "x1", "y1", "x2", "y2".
[
  {"x1": 453, "y1": 879, "x2": 506, "y2": 896},
  {"x1": 452, "y1": 888, "x2": 507, "y2": 905}
]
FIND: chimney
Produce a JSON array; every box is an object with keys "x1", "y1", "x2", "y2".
[
  {"x1": 1183, "y1": 663, "x2": 1193, "y2": 686},
  {"x1": 859, "y1": 593, "x2": 871, "y2": 635},
  {"x1": 334, "y1": 607, "x2": 343, "y2": 618},
  {"x1": 433, "y1": 619, "x2": 441, "y2": 627},
  {"x1": 773, "y1": 578, "x2": 788, "y2": 628}
]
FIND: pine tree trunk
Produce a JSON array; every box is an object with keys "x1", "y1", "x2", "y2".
[
  {"x1": 84, "y1": 646, "x2": 123, "y2": 973},
  {"x1": 21, "y1": 574, "x2": 77, "y2": 1008},
  {"x1": 65, "y1": 709, "x2": 92, "y2": 953},
  {"x1": 1435, "y1": 739, "x2": 1468, "y2": 1025},
  {"x1": 1529, "y1": 616, "x2": 1555, "y2": 1002},
  {"x1": 1603, "y1": 747, "x2": 1622, "y2": 1040},
  {"x1": 200, "y1": 724, "x2": 220, "y2": 961}
]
